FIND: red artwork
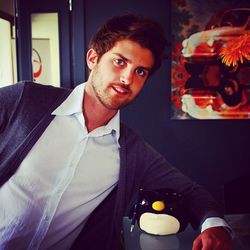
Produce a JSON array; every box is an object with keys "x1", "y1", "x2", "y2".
[
  {"x1": 32, "y1": 48, "x2": 42, "y2": 79},
  {"x1": 171, "y1": 0, "x2": 250, "y2": 119}
]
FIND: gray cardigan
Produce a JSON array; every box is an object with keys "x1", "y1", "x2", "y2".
[{"x1": 0, "y1": 82, "x2": 224, "y2": 249}]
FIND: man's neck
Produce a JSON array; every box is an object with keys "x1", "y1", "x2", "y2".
[{"x1": 82, "y1": 88, "x2": 117, "y2": 132}]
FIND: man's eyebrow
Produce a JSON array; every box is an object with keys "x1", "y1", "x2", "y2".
[
  {"x1": 113, "y1": 53, "x2": 151, "y2": 71},
  {"x1": 113, "y1": 53, "x2": 130, "y2": 63}
]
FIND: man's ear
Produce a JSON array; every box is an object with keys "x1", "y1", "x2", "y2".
[{"x1": 86, "y1": 48, "x2": 98, "y2": 70}]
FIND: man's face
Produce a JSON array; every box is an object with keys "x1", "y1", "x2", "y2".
[{"x1": 86, "y1": 39, "x2": 154, "y2": 110}]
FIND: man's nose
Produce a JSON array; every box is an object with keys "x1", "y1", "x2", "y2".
[{"x1": 120, "y1": 69, "x2": 133, "y2": 85}]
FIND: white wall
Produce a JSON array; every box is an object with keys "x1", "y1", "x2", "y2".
[{"x1": 0, "y1": 18, "x2": 14, "y2": 87}]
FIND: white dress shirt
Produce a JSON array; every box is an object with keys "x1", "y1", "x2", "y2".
[{"x1": 0, "y1": 83, "x2": 120, "y2": 250}]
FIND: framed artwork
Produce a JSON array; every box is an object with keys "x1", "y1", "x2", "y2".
[
  {"x1": 171, "y1": 0, "x2": 250, "y2": 119},
  {"x1": 10, "y1": 38, "x2": 53, "y2": 86},
  {"x1": 32, "y1": 38, "x2": 52, "y2": 84}
]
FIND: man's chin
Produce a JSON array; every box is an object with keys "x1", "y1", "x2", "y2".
[{"x1": 103, "y1": 99, "x2": 131, "y2": 110}]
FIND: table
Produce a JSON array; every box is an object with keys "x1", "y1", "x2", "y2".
[{"x1": 123, "y1": 214, "x2": 250, "y2": 250}]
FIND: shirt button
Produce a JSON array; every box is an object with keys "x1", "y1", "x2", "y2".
[{"x1": 45, "y1": 216, "x2": 50, "y2": 221}]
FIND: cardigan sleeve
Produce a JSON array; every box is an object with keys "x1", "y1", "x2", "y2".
[
  {"x1": 137, "y1": 141, "x2": 224, "y2": 229},
  {"x1": 120, "y1": 125, "x2": 224, "y2": 230}
]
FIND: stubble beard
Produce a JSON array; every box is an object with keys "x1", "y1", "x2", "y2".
[{"x1": 90, "y1": 67, "x2": 131, "y2": 110}]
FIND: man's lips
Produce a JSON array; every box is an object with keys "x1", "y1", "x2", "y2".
[{"x1": 111, "y1": 84, "x2": 130, "y2": 95}]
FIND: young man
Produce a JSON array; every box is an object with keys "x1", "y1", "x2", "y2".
[{"x1": 0, "y1": 14, "x2": 232, "y2": 250}]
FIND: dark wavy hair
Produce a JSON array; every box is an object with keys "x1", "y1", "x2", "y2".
[{"x1": 89, "y1": 13, "x2": 168, "y2": 75}]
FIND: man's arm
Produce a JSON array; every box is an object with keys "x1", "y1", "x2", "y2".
[
  {"x1": 138, "y1": 142, "x2": 224, "y2": 228},
  {"x1": 133, "y1": 140, "x2": 233, "y2": 249}
]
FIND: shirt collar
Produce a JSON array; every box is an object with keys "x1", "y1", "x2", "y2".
[
  {"x1": 52, "y1": 82, "x2": 120, "y2": 145},
  {"x1": 52, "y1": 82, "x2": 85, "y2": 116}
]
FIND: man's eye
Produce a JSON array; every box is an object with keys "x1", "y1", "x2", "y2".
[
  {"x1": 114, "y1": 59, "x2": 125, "y2": 66},
  {"x1": 136, "y1": 68, "x2": 147, "y2": 77}
]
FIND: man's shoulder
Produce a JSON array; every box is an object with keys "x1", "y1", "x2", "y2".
[
  {"x1": 21, "y1": 81, "x2": 72, "y2": 111},
  {"x1": 120, "y1": 122, "x2": 147, "y2": 147},
  {"x1": 0, "y1": 81, "x2": 72, "y2": 98},
  {"x1": 120, "y1": 122, "x2": 141, "y2": 138},
  {"x1": 0, "y1": 81, "x2": 72, "y2": 113},
  {"x1": 19, "y1": 81, "x2": 72, "y2": 103},
  {"x1": 19, "y1": 81, "x2": 71, "y2": 94},
  {"x1": 120, "y1": 122, "x2": 163, "y2": 158}
]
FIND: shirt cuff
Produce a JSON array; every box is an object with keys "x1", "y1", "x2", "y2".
[{"x1": 201, "y1": 217, "x2": 234, "y2": 239}]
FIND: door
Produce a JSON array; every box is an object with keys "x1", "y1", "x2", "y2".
[{"x1": 15, "y1": 0, "x2": 73, "y2": 88}]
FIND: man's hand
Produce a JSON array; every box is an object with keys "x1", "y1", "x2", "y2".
[{"x1": 192, "y1": 227, "x2": 233, "y2": 250}]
